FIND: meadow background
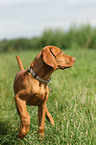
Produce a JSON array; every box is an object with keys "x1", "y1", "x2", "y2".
[{"x1": 0, "y1": 25, "x2": 96, "y2": 145}]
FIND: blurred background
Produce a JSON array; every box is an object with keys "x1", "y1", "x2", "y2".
[{"x1": 0, "y1": 0, "x2": 96, "y2": 51}]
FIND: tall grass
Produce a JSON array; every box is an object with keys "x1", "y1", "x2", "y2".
[
  {"x1": 0, "y1": 24, "x2": 96, "y2": 52},
  {"x1": 0, "y1": 48, "x2": 96, "y2": 144}
]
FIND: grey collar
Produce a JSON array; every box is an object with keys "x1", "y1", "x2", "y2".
[{"x1": 28, "y1": 67, "x2": 51, "y2": 84}]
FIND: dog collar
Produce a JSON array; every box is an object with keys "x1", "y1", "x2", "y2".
[{"x1": 28, "y1": 67, "x2": 51, "y2": 84}]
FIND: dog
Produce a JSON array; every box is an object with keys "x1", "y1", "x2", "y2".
[{"x1": 13, "y1": 46, "x2": 75, "y2": 139}]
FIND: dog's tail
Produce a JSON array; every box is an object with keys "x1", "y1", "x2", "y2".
[{"x1": 16, "y1": 56, "x2": 24, "y2": 71}]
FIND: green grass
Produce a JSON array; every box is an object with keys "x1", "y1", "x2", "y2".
[{"x1": 0, "y1": 48, "x2": 96, "y2": 145}]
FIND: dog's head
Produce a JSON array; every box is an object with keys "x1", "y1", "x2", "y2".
[{"x1": 42, "y1": 46, "x2": 75, "y2": 70}]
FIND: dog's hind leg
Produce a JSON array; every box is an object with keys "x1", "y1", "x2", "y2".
[
  {"x1": 46, "y1": 106, "x2": 54, "y2": 125},
  {"x1": 14, "y1": 91, "x2": 30, "y2": 139}
]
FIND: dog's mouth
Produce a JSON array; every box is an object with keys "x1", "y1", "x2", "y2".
[{"x1": 58, "y1": 66, "x2": 72, "y2": 70}]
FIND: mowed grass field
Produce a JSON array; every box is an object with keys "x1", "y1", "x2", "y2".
[{"x1": 0, "y1": 48, "x2": 96, "y2": 145}]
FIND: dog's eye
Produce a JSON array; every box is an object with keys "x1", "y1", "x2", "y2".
[{"x1": 59, "y1": 52, "x2": 62, "y2": 54}]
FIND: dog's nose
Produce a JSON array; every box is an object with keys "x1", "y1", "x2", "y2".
[{"x1": 72, "y1": 57, "x2": 76, "y2": 62}]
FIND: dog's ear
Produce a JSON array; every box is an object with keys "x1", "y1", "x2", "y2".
[{"x1": 42, "y1": 47, "x2": 57, "y2": 70}]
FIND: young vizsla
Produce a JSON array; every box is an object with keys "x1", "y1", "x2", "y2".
[{"x1": 13, "y1": 46, "x2": 75, "y2": 139}]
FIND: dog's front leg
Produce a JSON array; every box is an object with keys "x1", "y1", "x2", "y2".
[
  {"x1": 14, "y1": 90, "x2": 30, "y2": 139},
  {"x1": 38, "y1": 103, "x2": 46, "y2": 136}
]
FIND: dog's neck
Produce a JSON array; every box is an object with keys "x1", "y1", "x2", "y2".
[{"x1": 30, "y1": 53, "x2": 54, "y2": 81}]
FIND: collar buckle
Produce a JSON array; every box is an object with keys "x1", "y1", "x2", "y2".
[{"x1": 48, "y1": 78, "x2": 52, "y2": 92}]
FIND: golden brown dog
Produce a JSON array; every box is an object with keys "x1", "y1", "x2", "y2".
[{"x1": 13, "y1": 46, "x2": 75, "y2": 139}]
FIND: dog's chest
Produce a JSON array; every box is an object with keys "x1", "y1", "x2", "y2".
[{"x1": 26, "y1": 81, "x2": 49, "y2": 106}]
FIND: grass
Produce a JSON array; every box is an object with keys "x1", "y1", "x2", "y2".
[{"x1": 0, "y1": 48, "x2": 96, "y2": 145}]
